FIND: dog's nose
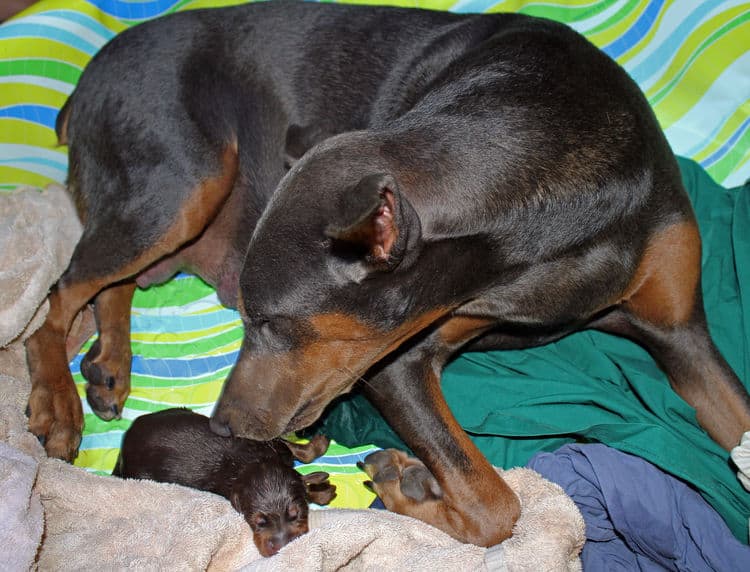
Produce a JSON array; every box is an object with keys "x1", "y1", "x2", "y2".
[{"x1": 209, "y1": 415, "x2": 233, "y2": 437}]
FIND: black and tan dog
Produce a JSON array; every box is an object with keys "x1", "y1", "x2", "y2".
[
  {"x1": 113, "y1": 408, "x2": 335, "y2": 556},
  {"x1": 26, "y1": 1, "x2": 750, "y2": 546}
]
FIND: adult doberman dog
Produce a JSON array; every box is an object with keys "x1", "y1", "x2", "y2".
[{"x1": 26, "y1": 1, "x2": 750, "y2": 546}]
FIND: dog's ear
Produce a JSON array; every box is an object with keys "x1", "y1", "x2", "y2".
[{"x1": 325, "y1": 173, "x2": 407, "y2": 264}]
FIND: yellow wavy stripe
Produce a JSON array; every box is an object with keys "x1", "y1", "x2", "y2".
[
  {"x1": 0, "y1": 42, "x2": 89, "y2": 70},
  {"x1": 0, "y1": 166, "x2": 56, "y2": 189},
  {"x1": 0, "y1": 83, "x2": 66, "y2": 108},
  {"x1": 131, "y1": 322, "x2": 240, "y2": 344},
  {"x1": 73, "y1": 448, "x2": 121, "y2": 473},
  {"x1": 651, "y1": 19, "x2": 750, "y2": 128},
  {"x1": 128, "y1": 381, "x2": 225, "y2": 403},
  {"x1": 0, "y1": 118, "x2": 57, "y2": 145},
  {"x1": 645, "y1": 5, "x2": 747, "y2": 101},
  {"x1": 327, "y1": 474, "x2": 376, "y2": 509}
]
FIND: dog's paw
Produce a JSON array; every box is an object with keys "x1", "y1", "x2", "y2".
[
  {"x1": 27, "y1": 379, "x2": 83, "y2": 462},
  {"x1": 359, "y1": 449, "x2": 443, "y2": 509},
  {"x1": 80, "y1": 339, "x2": 131, "y2": 421}
]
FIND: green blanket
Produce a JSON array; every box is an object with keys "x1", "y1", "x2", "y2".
[{"x1": 311, "y1": 156, "x2": 750, "y2": 542}]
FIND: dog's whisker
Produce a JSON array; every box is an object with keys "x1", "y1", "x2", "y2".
[{"x1": 337, "y1": 367, "x2": 383, "y2": 397}]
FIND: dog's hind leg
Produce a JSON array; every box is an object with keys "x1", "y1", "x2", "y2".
[
  {"x1": 80, "y1": 281, "x2": 136, "y2": 421},
  {"x1": 594, "y1": 219, "x2": 750, "y2": 450},
  {"x1": 26, "y1": 145, "x2": 239, "y2": 461}
]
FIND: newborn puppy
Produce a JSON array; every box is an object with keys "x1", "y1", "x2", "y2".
[{"x1": 113, "y1": 408, "x2": 336, "y2": 556}]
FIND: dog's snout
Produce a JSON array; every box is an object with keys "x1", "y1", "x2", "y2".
[{"x1": 209, "y1": 415, "x2": 233, "y2": 437}]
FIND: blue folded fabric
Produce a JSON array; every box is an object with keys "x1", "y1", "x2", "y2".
[{"x1": 528, "y1": 443, "x2": 750, "y2": 571}]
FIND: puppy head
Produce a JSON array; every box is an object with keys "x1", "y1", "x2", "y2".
[{"x1": 230, "y1": 463, "x2": 310, "y2": 557}]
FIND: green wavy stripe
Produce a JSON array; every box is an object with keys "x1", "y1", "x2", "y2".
[
  {"x1": 0, "y1": 58, "x2": 81, "y2": 84},
  {"x1": 130, "y1": 330, "x2": 241, "y2": 358},
  {"x1": 132, "y1": 277, "x2": 216, "y2": 308},
  {"x1": 585, "y1": 0, "x2": 641, "y2": 37},
  {"x1": 706, "y1": 131, "x2": 750, "y2": 185},
  {"x1": 514, "y1": 0, "x2": 622, "y2": 27}
]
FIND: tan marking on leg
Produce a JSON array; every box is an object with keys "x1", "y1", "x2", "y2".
[
  {"x1": 362, "y1": 373, "x2": 520, "y2": 546},
  {"x1": 26, "y1": 145, "x2": 238, "y2": 460},
  {"x1": 621, "y1": 220, "x2": 701, "y2": 326},
  {"x1": 438, "y1": 315, "x2": 495, "y2": 347}
]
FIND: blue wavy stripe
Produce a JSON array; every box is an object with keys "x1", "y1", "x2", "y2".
[
  {"x1": 80, "y1": 430, "x2": 124, "y2": 450},
  {"x1": 628, "y1": 1, "x2": 721, "y2": 85},
  {"x1": 0, "y1": 104, "x2": 57, "y2": 128},
  {"x1": 681, "y1": 113, "x2": 735, "y2": 158},
  {"x1": 296, "y1": 450, "x2": 380, "y2": 468},
  {"x1": 85, "y1": 0, "x2": 181, "y2": 20},
  {"x1": 130, "y1": 352, "x2": 238, "y2": 377},
  {"x1": 701, "y1": 116, "x2": 750, "y2": 169},
  {"x1": 70, "y1": 351, "x2": 239, "y2": 377},
  {"x1": 0, "y1": 155, "x2": 67, "y2": 171},
  {"x1": 43, "y1": 9, "x2": 117, "y2": 41},
  {"x1": 0, "y1": 23, "x2": 100, "y2": 55},
  {"x1": 601, "y1": 0, "x2": 665, "y2": 60},
  {"x1": 129, "y1": 309, "x2": 240, "y2": 333},
  {"x1": 450, "y1": 0, "x2": 506, "y2": 14}
]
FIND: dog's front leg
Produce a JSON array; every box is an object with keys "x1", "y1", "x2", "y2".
[{"x1": 360, "y1": 343, "x2": 520, "y2": 546}]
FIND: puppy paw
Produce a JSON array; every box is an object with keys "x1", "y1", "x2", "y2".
[
  {"x1": 284, "y1": 434, "x2": 331, "y2": 463},
  {"x1": 303, "y1": 471, "x2": 337, "y2": 505}
]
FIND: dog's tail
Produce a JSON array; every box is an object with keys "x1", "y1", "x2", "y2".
[{"x1": 55, "y1": 95, "x2": 73, "y2": 146}]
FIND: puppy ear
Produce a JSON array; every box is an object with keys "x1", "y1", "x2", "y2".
[
  {"x1": 230, "y1": 490, "x2": 242, "y2": 512},
  {"x1": 325, "y1": 173, "x2": 402, "y2": 264}
]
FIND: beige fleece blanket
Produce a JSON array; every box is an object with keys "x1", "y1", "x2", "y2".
[{"x1": 0, "y1": 185, "x2": 585, "y2": 571}]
